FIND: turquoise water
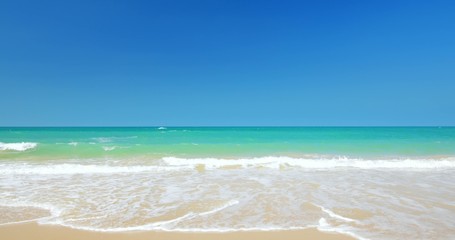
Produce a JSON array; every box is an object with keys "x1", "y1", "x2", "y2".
[
  {"x1": 1, "y1": 127, "x2": 455, "y2": 160},
  {"x1": 1, "y1": 127, "x2": 455, "y2": 239}
]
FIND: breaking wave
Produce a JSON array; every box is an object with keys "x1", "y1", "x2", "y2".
[
  {"x1": 1, "y1": 156, "x2": 454, "y2": 175},
  {"x1": 0, "y1": 163, "x2": 192, "y2": 175},
  {"x1": 162, "y1": 156, "x2": 455, "y2": 170},
  {"x1": 0, "y1": 142, "x2": 37, "y2": 151}
]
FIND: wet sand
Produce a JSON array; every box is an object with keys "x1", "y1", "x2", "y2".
[{"x1": 0, "y1": 223, "x2": 355, "y2": 240}]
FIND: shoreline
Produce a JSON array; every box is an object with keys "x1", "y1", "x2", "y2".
[{"x1": 0, "y1": 223, "x2": 356, "y2": 240}]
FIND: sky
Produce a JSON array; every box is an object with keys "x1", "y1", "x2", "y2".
[{"x1": 1, "y1": 0, "x2": 454, "y2": 126}]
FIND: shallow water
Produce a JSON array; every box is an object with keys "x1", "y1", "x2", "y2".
[{"x1": 1, "y1": 127, "x2": 454, "y2": 239}]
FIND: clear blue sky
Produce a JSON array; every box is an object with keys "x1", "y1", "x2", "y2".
[{"x1": 1, "y1": 0, "x2": 454, "y2": 126}]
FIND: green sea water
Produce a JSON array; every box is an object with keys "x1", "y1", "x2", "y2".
[
  {"x1": 2, "y1": 127, "x2": 455, "y2": 239},
  {"x1": 1, "y1": 127, "x2": 455, "y2": 160}
]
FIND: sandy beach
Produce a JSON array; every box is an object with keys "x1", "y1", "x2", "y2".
[
  {"x1": 0, "y1": 223, "x2": 355, "y2": 240},
  {"x1": 2, "y1": 128, "x2": 455, "y2": 239}
]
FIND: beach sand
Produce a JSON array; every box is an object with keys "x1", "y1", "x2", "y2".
[{"x1": 0, "y1": 223, "x2": 355, "y2": 240}]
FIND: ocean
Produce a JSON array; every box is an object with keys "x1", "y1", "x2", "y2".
[{"x1": 1, "y1": 127, "x2": 454, "y2": 239}]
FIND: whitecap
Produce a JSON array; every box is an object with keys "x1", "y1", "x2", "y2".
[
  {"x1": 0, "y1": 142, "x2": 37, "y2": 151},
  {"x1": 102, "y1": 146, "x2": 116, "y2": 151},
  {"x1": 161, "y1": 156, "x2": 455, "y2": 170}
]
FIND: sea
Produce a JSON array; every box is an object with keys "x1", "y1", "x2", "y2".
[{"x1": 1, "y1": 127, "x2": 454, "y2": 239}]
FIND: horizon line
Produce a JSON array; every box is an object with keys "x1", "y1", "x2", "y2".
[{"x1": 0, "y1": 126, "x2": 453, "y2": 128}]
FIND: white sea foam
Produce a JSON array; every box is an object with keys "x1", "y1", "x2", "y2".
[
  {"x1": 0, "y1": 163, "x2": 192, "y2": 175},
  {"x1": 0, "y1": 202, "x2": 332, "y2": 233},
  {"x1": 162, "y1": 156, "x2": 455, "y2": 170},
  {"x1": 68, "y1": 142, "x2": 78, "y2": 146},
  {"x1": 2, "y1": 158, "x2": 452, "y2": 240},
  {"x1": 0, "y1": 142, "x2": 37, "y2": 151},
  {"x1": 318, "y1": 217, "x2": 330, "y2": 228},
  {"x1": 0, "y1": 195, "x2": 362, "y2": 238},
  {"x1": 102, "y1": 146, "x2": 116, "y2": 151},
  {"x1": 92, "y1": 136, "x2": 138, "y2": 143},
  {"x1": 317, "y1": 218, "x2": 368, "y2": 240},
  {"x1": 46, "y1": 221, "x2": 314, "y2": 233},
  {"x1": 2, "y1": 157, "x2": 453, "y2": 175},
  {"x1": 158, "y1": 127, "x2": 167, "y2": 130},
  {"x1": 317, "y1": 205, "x2": 357, "y2": 223},
  {"x1": 41, "y1": 200, "x2": 241, "y2": 232},
  {"x1": 0, "y1": 218, "x2": 45, "y2": 226},
  {"x1": 198, "y1": 200, "x2": 239, "y2": 216}
]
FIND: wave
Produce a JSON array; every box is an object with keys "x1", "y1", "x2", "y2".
[
  {"x1": 92, "y1": 136, "x2": 138, "y2": 143},
  {"x1": 199, "y1": 200, "x2": 239, "y2": 216},
  {"x1": 162, "y1": 156, "x2": 455, "y2": 170},
  {"x1": 0, "y1": 142, "x2": 37, "y2": 151},
  {"x1": 0, "y1": 201, "x2": 359, "y2": 239},
  {"x1": 317, "y1": 218, "x2": 366, "y2": 240},
  {"x1": 50, "y1": 221, "x2": 314, "y2": 233},
  {"x1": 316, "y1": 205, "x2": 357, "y2": 223},
  {"x1": 0, "y1": 201, "x2": 363, "y2": 238},
  {"x1": 0, "y1": 163, "x2": 192, "y2": 175},
  {"x1": 1, "y1": 156, "x2": 454, "y2": 175},
  {"x1": 102, "y1": 146, "x2": 116, "y2": 151}
]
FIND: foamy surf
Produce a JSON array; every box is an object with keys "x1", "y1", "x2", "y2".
[
  {"x1": 0, "y1": 142, "x2": 37, "y2": 151},
  {"x1": 91, "y1": 136, "x2": 138, "y2": 143},
  {"x1": 102, "y1": 146, "x2": 116, "y2": 151},
  {"x1": 0, "y1": 200, "x2": 359, "y2": 237},
  {"x1": 2, "y1": 156, "x2": 454, "y2": 175},
  {"x1": 0, "y1": 163, "x2": 193, "y2": 175},
  {"x1": 162, "y1": 156, "x2": 455, "y2": 170},
  {"x1": 1, "y1": 156, "x2": 454, "y2": 176},
  {"x1": 1, "y1": 127, "x2": 455, "y2": 240},
  {"x1": 1, "y1": 159, "x2": 454, "y2": 239}
]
